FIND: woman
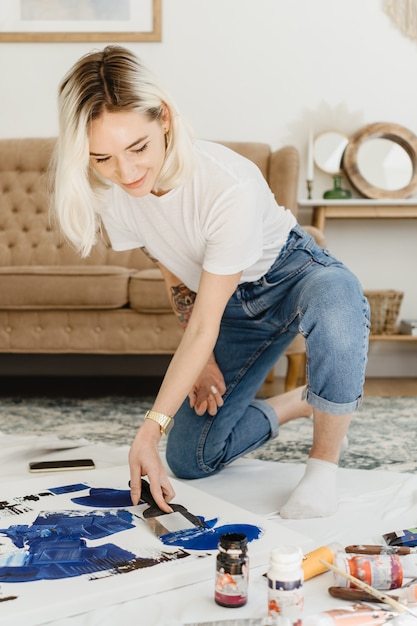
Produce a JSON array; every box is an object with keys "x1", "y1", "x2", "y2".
[{"x1": 52, "y1": 45, "x2": 370, "y2": 519}]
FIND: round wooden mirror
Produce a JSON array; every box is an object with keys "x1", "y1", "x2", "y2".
[
  {"x1": 314, "y1": 131, "x2": 349, "y2": 174},
  {"x1": 343, "y1": 122, "x2": 417, "y2": 199}
]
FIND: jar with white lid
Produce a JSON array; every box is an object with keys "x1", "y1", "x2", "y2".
[{"x1": 267, "y1": 545, "x2": 304, "y2": 625}]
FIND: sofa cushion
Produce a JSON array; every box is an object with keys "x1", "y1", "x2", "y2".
[
  {"x1": 129, "y1": 268, "x2": 172, "y2": 313},
  {"x1": 0, "y1": 266, "x2": 133, "y2": 309}
]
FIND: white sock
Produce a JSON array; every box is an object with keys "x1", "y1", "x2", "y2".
[
  {"x1": 340, "y1": 435, "x2": 349, "y2": 456},
  {"x1": 280, "y1": 458, "x2": 338, "y2": 519}
]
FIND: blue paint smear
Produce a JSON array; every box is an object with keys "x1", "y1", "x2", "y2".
[
  {"x1": 70, "y1": 490, "x2": 263, "y2": 552},
  {"x1": 0, "y1": 539, "x2": 136, "y2": 582},
  {"x1": 161, "y1": 520, "x2": 262, "y2": 550},
  {"x1": 0, "y1": 510, "x2": 135, "y2": 548},
  {"x1": 48, "y1": 484, "x2": 89, "y2": 495},
  {"x1": 0, "y1": 509, "x2": 190, "y2": 582},
  {"x1": 0, "y1": 484, "x2": 262, "y2": 583},
  {"x1": 72, "y1": 488, "x2": 133, "y2": 508}
]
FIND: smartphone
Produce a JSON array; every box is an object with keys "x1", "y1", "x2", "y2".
[{"x1": 28, "y1": 458, "x2": 95, "y2": 473}]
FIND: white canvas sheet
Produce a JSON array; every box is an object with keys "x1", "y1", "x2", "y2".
[
  {"x1": 1, "y1": 433, "x2": 417, "y2": 624},
  {"x1": 0, "y1": 459, "x2": 310, "y2": 626}
]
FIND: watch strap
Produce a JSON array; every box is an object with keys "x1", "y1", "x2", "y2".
[{"x1": 144, "y1": 410, "x2": 174, "y2": 435}]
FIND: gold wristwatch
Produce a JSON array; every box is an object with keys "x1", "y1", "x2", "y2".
[{"x1": 144, "y1": 410, "x2": 174, "y2": 435}]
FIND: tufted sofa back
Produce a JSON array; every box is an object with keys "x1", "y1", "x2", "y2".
[{"x1": 0, "y1": 137, "x2": 151, "y2": 270}]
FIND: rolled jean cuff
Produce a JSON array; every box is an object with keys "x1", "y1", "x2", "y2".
[
  {"x1": 303, "y1": 387, "x2": 363, "y2": 415},
  {"x1": 252, "y1": 398, "x2": 279, "y2": 439}
]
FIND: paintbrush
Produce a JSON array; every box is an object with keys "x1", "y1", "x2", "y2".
[
  {"x1": 320, "y1": 559, "x2": 415, "y2": 615},
  {"x1": 139, "y1": 478, "x2": 209, "y2": 538},
  {"x1": 345, "y1": 544, "x2": 417, "y2": 555},
  {"x1": 328, "y1": 586, "x2": 400, "y2": 603}
]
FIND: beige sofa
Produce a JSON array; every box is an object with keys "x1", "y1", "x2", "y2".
[{"x1": 0, "y1": 138, "x2": 324, "y2": 388}]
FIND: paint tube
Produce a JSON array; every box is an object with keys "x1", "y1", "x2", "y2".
[
  {"x1": 184, "y1": 617, "x2": 284, "y2": 626},
  {"x1": 303, "y1": 604, "x2": 397, "y2": 625},
  {"x1": 383, "y1": 528, "x2": 417, "y2": 547},
  {"x1": 302, "y1": 543, "x2": 343, "y2": 580},
  {"x1": 399, "y1": 583, "x2": 417, "y2": 604}
]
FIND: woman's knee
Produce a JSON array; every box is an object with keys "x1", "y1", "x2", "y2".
[
  {"x1": 166, "y1": 432, "x2": 219, "y2": 480},
  {"x1": 166, "y1": 423, "x2": 218, "y2": 480},
  {"x1": 303, "y1": 268, "x2": 369, "y2": 339}
]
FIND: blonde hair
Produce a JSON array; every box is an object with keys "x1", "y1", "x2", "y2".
[{"x1": 51, "y1": 45, "x2": 195, "y2": 257}]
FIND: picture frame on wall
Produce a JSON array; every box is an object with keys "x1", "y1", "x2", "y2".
[{"x1": 0, "y1": 0, "x2": 161, "y2": 42}]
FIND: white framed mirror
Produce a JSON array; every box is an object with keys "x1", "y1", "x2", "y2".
[
  {"x1": 313, "y1": 131, "x2": 349, "y2": 174},
  {"x1": 343, "y1": 122, "x2": 417, "y2": 199}
]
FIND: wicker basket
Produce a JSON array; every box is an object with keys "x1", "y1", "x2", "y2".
[{"x1": 364, "y1": 290, "x2": 404, "y2": 335}]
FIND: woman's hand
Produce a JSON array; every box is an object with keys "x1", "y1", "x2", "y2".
[
  {"x1": 189, "y1": 355, "x2": 226, "y2": 416},
  {"x1": 128, "y1": 420, "x2": 175, "y2": 511}
]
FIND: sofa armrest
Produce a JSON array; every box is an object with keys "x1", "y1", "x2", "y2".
[
  {"x1": 304, "y1": 225, "x2": 326, "y2": 248},
  {"x1": 268, "y1": 146, "x2": 300, "y2": 215}
]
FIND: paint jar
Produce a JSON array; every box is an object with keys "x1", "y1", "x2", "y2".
[
  {"x1": 302, "y1": 542, "x2": 343, "y2": 581},
  {"x1": 267, "y1": 545, "x2": 304, "y2": 626},
  {"x1": 334, "y1": 553, "x2": 403, "y2": 590},
  {"x1": 214, "y1": 532, "x2": 249, "y2": 608}
]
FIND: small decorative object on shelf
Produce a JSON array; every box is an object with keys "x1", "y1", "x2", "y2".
[
  {"x1": 323, "y1": 174, "x2": 352, "y2": 199},
  {"x1": 306, "y1": 179, "x2": 313, "y2": 199},
  {"x1": 399, "y1": 319, "x2": 417, "y2": 336}
]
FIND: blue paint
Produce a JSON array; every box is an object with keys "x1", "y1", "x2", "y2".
[
  {"x1": 0, "y1": 539, "x2": 135, "y2": 581},
  {"x1": 72, "y1": 488, "x2": 132, "y2": 508},
  {"x1": 34, "y1": 509, "x2": 136, "y2": 538},
  {"x1": 0, "y1": 509, "x2": 190, "y2": 582},
  {"x1": 0, "y1": 484, "x2": 89, "y2": 517},
  {"x1": 70, "y1": 490, "x2": 263, "y2": 552},
  {"x1": 0, "y1": 510, "x2": 136, "y2": 549},
  {"x1": 0, "y1": 483, "x2": 260, "y2": 584},
  {"x1": 48, "y1": 484, "x2": 89, "y2": 495},
  {"x1": 161, "y1": 521, "x2": 263, "y2": 551}
]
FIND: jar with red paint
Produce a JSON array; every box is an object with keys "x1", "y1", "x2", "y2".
[
  {"x1": 214, "y1": 532, "x2": 249, "y2": 607},
  {"x1": 334, "y1": 553, "x2": 403, "y2": 590}
]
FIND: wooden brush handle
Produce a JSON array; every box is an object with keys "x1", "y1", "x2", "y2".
[
  {"x1": 328, "y1": 586, "x2": 399, "y2": 602},
  {"x1": 345, "y1": 544, "x2": 415, "y2": 555}
]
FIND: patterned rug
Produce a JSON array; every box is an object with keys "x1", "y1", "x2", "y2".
[{"x1": 0, "y1": 395, "x2": 416, "y2": 472}]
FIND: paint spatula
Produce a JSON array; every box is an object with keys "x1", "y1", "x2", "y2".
[{"x1": 140, "y1": 478, "x2": 208, "y2": 538}]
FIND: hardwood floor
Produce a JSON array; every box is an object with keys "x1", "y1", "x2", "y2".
[
  {"x1": 362, "y1": 378, "x2": 417, "y2": 397},
  {"x1": 257, "y1": 377, "x2": 417, "y2": 398}
]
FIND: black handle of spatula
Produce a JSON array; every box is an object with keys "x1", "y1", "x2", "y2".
[
  {"x1": 140, "y1": 478, "x2": 167, "y2": 518},
  {"x1": 140, "y1": 479, "x2": 207, "y2": 528}
]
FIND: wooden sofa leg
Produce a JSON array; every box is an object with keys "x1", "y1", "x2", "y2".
[
  {"x1": 285, "y1": 353, "x2": 306, "y2": 391},
  {"x1": 265, "y1": 368, "x2": 275, "y2": 383}
]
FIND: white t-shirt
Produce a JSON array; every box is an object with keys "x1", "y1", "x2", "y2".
[{"x1": 101, "y1": 140, "x2": 296, "y2": 293}]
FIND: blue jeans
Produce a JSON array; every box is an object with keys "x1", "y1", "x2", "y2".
[{"x1": 166, "y1": 225, "x2": 370, "y2": 479}]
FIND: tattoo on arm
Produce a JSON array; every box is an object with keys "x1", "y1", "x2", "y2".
[
  {"x1": 141, "y1": 247, "x2": 159, "y2": 264},
  {"x1": 139, "y1": 248, "x2": 195, "y2": 327},
  {"x1": 170, "y1": 283, "x2": 196, "y2": 328}
]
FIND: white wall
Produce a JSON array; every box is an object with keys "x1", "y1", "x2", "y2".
[{"x1": 1, "y1": 0, "x2": 416, "y2": 377}]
